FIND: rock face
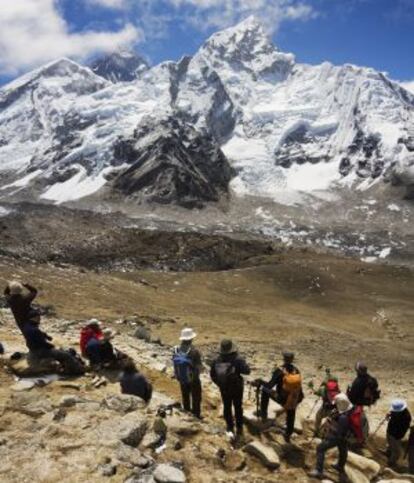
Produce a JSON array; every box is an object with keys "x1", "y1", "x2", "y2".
[
  {"x1": 112, "y1": 117, "x2": 234, "y2": 208},
  {"x1": 0, "y1": 17, "x2": 413, "y2": 207},
  {"x1": 90, "y1": 51, "x2": 149, "y2": 83}
]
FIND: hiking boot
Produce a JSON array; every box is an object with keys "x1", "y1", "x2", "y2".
[
  {"x1": 331, "y1": 463, "x2": 343, "y2": 472},
  {"x1": 308, "y1": 469, "x2": 324, "y2": 480},
  {"x1": 226, "y1": 431, "x2": 235, "y2": 441}
]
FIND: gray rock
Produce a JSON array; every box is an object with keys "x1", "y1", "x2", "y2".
[
  {"x1": 102, "y1": 394, "x2": 145, "y2": 414},
  {"x1": 140, "y1": 431, "x2": 162, "y2": 450},
  {"x1": 100, "y1": 464, "x2": 117, "y2": 477},
  {"x1": 11, "y1": 380, "x2": 36, "y2": 392},
  {"x1": 244, "y1": 441, "x2": 280, "y2": 469},
  {"x1": 153, "y1": 464, "x2": 186, "y2": 483},
  {"x1": 134, "y1": 327, "x2": 151, "y2": 342},
  {"x1": 98, "y1": 414, "x2": 147, "y2": 448}
]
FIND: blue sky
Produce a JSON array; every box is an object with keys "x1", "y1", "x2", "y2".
[{"x1": 0, "y1": 0, "x2": 413, "y2": 87}]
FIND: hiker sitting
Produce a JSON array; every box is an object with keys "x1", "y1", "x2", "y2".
[
  {"x1": 347, "y1": 361, "x2": 380, "y2": 406},
  {"x1": 4, "y1": 281, "x2": 38, "y2": 334},
  {"x1": 259, "y1": 350, "x2": 303, "y2": 442},
  {"x1": 313, "y1": 368, "x2": 340, "y2": 436},
  {"x1": 23, "y1": 319, "x2": 84, "y2": 375},
  {"x1": 80, "y1": 319, "x2": 103, "y2": 356},
  {"x1": 309, "y1": 393, "x2": 352, "y2": 481},
  {"x1": 172, "y1": 328, "x2": 203, "y2": 419},
  {"x1": 210, "y1": 339, "x2": 251, "y2": 440},
  {"x1": 386, "y1": 399, "x2": 412, "y2": 468},
  {"x1": 120, "y1": 360, "x2": 152, "y2": 403}
]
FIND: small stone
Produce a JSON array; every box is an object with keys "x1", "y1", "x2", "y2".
[
  {"x1": 99, "y1": 464, "x2": 117, "y2": 477},
  {"x1": 59, "y1": 395, "x2": 85, "y2": 407},
  {"x1": 244, "y1": 441, "x2": 280, "y2": 469},
  {"x1": 153, "y1": 464, "x2": 186, "y2": 483},
  {"x1": 134, "y1": 327, "x2": 151, "y2": 342},
  {"x1": 11, "y1": 380, "x2": 36, "y2": 392}
]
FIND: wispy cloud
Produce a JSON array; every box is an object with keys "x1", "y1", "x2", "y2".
[{"x1": 0, "y1": 0, "x2": 142, "y2": 76}]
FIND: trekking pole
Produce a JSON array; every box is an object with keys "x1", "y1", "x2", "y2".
[
  {"x1": 370, "y1": 416, "x2": 388, "y2": 439},
  {"x1": 256, "y1": 384, "x2": 261, "y2": 420}
]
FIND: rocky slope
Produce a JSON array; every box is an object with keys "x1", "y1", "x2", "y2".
[
  {"x1": 0, "y1": 304, "x2": 413, "y2": 483},
  {"x1": 0, "y1": 17, "x2": 413, "y2": 208}
]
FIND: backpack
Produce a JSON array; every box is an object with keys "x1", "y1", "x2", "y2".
[
  {"x1": 325, "y1": 379, "x2": 340, "y2": 405},
  {"x1": 282, "y1": 369, "x2": 303, "y2": 410},
  {"x1": 364, "y1": 376, "x2": 380, "y2": 405},
  {"x1": 348, "y1": 405, "x2": 369, "y2": 444},
  {"x1": 214, "y1": 361, "x2": 236, "y2": 387},
  {"x1": 172, "y1": 347, "x2": 194, "y2": 385}
]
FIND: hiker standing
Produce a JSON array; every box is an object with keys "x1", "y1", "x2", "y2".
[
  {"x1": 172, "y1": 328, "x2": 203, "y2": 419},
  {"x1": 347, "y1": 361, "x2": 380, "y2": 406},
  {"x1": 386, "y1": 399, "x2": 411, "y2": 468},
  {"x1": 309, "y1": 393, "x2": 352, "y2": 481},
  {"x1": 408, "y1": 425, "x2": 414, "y2": 474},
  {"x1": 259, "y1": 351, "x2": 303, "y2": 442},
  {"x1": 313, "y1": 369, "x2": 340, "y2": 436},
  {"x1": 4, "y1": 281, "x2": 38, "y2": 333},
  {"x1": 210, "y1": 339, "x2": 251, "y2": 439},
  {"x1": 120, "y1": 360, "x2": 153, "y2": 403}
]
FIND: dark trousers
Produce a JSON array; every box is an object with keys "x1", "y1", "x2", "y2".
[
  {"x1": 180, "y1": 378, "x2": 202, "y2": 418},
  {"x1": 317, "y1": 438, "x2": 348, "y2": 473},
  {"x1": 220, "y1": 384, "x2": 244, "y2": 432},
  {"x1": 409, "y1": 444, "x2": 414, "y2": 474},
  {"x1": 261, "y1": 389, "x2": 296, "y2": 436}
]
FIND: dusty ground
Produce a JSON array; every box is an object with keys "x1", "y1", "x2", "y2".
[{"x1": 0, "y1": 218, "x2": 413, "y2": 482}]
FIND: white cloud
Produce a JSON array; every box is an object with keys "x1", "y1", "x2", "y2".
[
  {"x1": 162, "y1": 0, "x2": 317, "y2": 33},
  {"x1": 86, "y1": 0, "x2": 127, "y2": 8},
  {"x1": 401, "y1": 81, "x2": 414, "y2": 94},
  {"x1": 0, "y1": 0, "x2": 142, "y2": 75}
]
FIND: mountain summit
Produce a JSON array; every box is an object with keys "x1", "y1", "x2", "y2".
[{"x1": 90, "y1": 50, "x2": 149, "y2": 83}]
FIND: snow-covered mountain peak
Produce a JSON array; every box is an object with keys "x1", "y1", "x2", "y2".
[
  {"x1": 198, "y1": 16, "x2": 295, "y2": 79},
  {"x1": 90, "y1": 50, "x2": 149, "y2": 83}
]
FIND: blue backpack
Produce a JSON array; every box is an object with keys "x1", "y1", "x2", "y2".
[{"x1": 173, "y1": 347, "x2": 194, "y2": 385}]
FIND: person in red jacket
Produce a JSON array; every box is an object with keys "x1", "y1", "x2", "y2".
[{"x1": 79, "y1": 319, "x2": 103, "y2": 356}]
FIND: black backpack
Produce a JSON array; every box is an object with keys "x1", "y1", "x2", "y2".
[
  {"x1": 214, "y1": 361, "x2": 236, "y2": 387},
  {"x1": 364, "y1": 376, "x2": 380, "y2": 405}
]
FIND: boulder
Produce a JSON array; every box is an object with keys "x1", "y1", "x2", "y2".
[
  {"x1": 243, "y1": 408, "x2": 274, "y2": 434},
  {"x1": 167, "y1": 415, "x2": 200, "y2": 436},
  {"x1": 244, "y1": 441, "x2": 280, "y2": 469},
  {"x1": 153, "y1": 464, "x2": 186, "y2": 483},
  {"x1": 140, "y1": 431, "x2": 162, "y2": 450},
  {"x1": 97, "y1": 414, "x2": 147, "y2": 447},
  {"x1": 347, "y1": 451, "x2": 381, "y2": 480},
  {"x1": 8, "y1": 392, "x2": 53, "y2": 417},
  {"x1": 102, "y1": 394, "x2": 145, "y2": 414},
  {"x1": 223, "y1": 451, "x2": 246, "y2": 471},
  {"x1": 345, "y1": 466, "x2": 370, "y2": 483},
  {"x1": 116, "y1": 444, "x2": 152, "y2": 468},
  {"x1": 134, "y1": 327, "x2": 151, "y2": 342}
]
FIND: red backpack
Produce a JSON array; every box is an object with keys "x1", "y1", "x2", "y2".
[{"x1": 348, "y1": 405, "x2": 369, "y2": 444}]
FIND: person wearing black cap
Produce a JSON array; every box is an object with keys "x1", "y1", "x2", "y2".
[
  {"x1": 210, "y1": 339, "x2": 251, "y2": 439},
  {"x1": 257, "y1": 350, "x2": 303, "y2": 442},
  {"x1": 347, "y1": 361, "x2": 380, "y2": 407}
]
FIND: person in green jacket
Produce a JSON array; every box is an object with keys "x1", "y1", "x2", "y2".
[{"x1": 312, "y1": 369, "x2": 340, "y2": 436}]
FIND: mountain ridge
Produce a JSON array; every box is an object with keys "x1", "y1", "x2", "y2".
[{"x1": 0, "y1": 17, "x2": 413, "y2": 207}]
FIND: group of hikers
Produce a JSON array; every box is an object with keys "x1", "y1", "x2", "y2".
[
  {"x1": 172, "y1": 328, "x2": 413, "y2": 479},
  {"x1": 2, "y1": 281, "x2": 413, "y2": 480}
]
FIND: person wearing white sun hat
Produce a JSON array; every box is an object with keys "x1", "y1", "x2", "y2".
[
  {"x1": 386, "y1": 399, "x2": 412, "y2": 467},
  {"x1": 309, "y1": 393, "x2": 352, "y2": 481},
  {"x1": 172, "y1": 328, "x2": 203, "y2": 419}
]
